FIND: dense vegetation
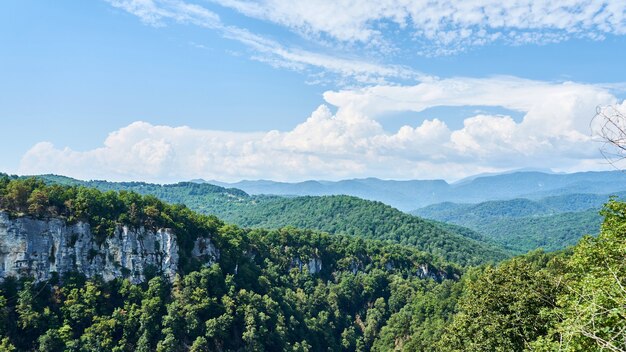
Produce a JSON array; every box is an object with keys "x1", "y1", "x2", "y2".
[
  {"x1": 0, "y1": 176, "x2": 625, "y2": 351},
  {"x1": 35, "y1": 175, "x2": 508, "y2": 266},
  {"x1": 36, "y1": 174, "x2": 257, "y2": 217},
  {"x1": 476, "y1": 210, "x2": 601, "y2": 253},
  {"x1": 413, "y1": 197, "x2": 605, "y2": 253},
  {"x1": 207, "y1": 195, "x2": 508, "y2": 266},
  {"x1": 0, "y1": 176, "x2": 459, "y2": 351},
  {"x1": 435, "y1": 199, "x2": 626, "y2": 351}
]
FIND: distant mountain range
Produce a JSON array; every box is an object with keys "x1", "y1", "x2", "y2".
[{"x1": 200, "y1": 170, "x2": 626, "y2": 211}]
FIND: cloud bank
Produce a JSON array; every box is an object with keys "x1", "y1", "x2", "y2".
[{"x1": 19, "y1": 77, "x2": 622, "y2": 182}]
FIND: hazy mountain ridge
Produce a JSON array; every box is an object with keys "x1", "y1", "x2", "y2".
[
  {"x1": 202, "y1": 171, "x2": 626, "y2": 210},
  {"x1": 207, "y1": 177, "x2": 449, "y2": 211},
  {"x1": 413, "y1": 192, "x2": 626, "y2": 220}
]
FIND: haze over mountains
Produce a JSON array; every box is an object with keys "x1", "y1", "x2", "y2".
[
  {"x1": 202, "y1": 170, "x2": 626, "y2": 254},
  {"x1": 203, "y1": 170, "x2": 626, "y2": 211}
]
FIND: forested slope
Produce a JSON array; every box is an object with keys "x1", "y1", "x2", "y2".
[
  {"x1": 0, "y1": 176, "x2": 624, "y2": 351},
  {"x1": 413, "y1": 196, "x2": 607, "y2": 253},
  {"x1": 431, "y1": 200, "x2": 626, "y2": 351},
  {"x1": 213, "y1": 195, "x2": 508, "y2": 266},
  {"x1": 0, "y1": 176, "x2": 458, "y2": 351},
  {"x1": 35, "y1": 175, "x2": 508, "y2": 266}
]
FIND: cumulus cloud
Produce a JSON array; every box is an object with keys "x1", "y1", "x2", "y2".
[
  {"x1": 18, "y1": 77, "x2": 621, "y2": 182},
  {"x1": 324, "y1": 77, "x2": 618, "y2": 137}
]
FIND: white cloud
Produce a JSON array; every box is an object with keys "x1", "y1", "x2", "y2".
[
  {"x1": 18, "y1": 76, "x2": 622, "y2": 182},
  {"x1": 104, "y1": 0, "x2": 626, "y2": 90},
  {"x1": 106, "y1": 0, "x2": 424, "y2": 83},
  {"x1": 222, "y1": 25, "x2": 425, "y2": 83},
  {"x1": 105, "y1": 0, "x2": 626, "y2": 88},
  {"x1": 210, "y1": 0, "x2": 626, "y2": 54},
  {"x1": 107, "y1": 0, "x2": 221, "y2": 27}
]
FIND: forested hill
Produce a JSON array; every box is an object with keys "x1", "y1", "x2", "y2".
[
  {"x1": 425, "y1": 200, "x2": 626, "y2": 351},
  {"x1": 38, "y1": 174, "x2": 256, "y2": 212},
  {"x1": 0, "y1": 176, "x2": 460, "y2": 351},
  {"x1": 414, "y1": 193, "x2": 626, "y2": 220},
  {"x1": 411, "y1": 194, "x2": 620, "y2": 253},
  {"x1": 32, "y1": 174, "x2": 509, "y2": 266},
  {"x1": 1, "y1": 176, "x2": 625, "y2": 351},
  {"x1": 209, "y1": 195, "x2": 509, "y2": 266}
]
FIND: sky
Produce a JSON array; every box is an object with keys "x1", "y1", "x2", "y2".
[{"x1": 2, "y1": 0, "x2": 626, "y2": 183}]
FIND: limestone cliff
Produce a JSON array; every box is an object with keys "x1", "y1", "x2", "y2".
[{"x1": 0, "y1": 212, "x2": 219, "y2": 283}]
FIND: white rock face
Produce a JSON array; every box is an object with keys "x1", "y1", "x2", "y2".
[
  {"x1": 307, "y1": 258, "x2": 322, "y2": 274},
  {"x1": 191, "y1": 237, "x2": 219, "y2": 265},
  {"x1": 289, "y1": 257, "x2": 323, "y2": 274},
  {"x1": 416, "y1": 263, "x2": 441, "y2": 281},
  {"x1": 0, "y1": 212, "x2": 218, "y2": 283}
]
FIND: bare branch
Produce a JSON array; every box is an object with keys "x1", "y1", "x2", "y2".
[{"x1": 592, "y1": 106, "x2": 626, "y2": 169}]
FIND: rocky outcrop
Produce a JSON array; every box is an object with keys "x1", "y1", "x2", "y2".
[
  {"x1": 307, "y1": 258, "x2": 322, "y2": 274},
  {"x1": 0, "y1": 212, "x2": 218, "y2": 283},
  {"x1": 290, "y1": 257, "x2": 323, "y2": 274},
  {"x1": 191, "y1": 237, "x2": 219, "y2": 265},
  {"x1": 416, "y1": 263, "x2": 444, "y2": 281}
]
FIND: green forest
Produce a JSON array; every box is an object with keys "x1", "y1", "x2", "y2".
[
  {"x1": 34, "y1": 175, "x2": 509, "y2": 266},
  {"x1": 4, "y1": 0, "x2": 626, "y2": 351},
  {"x1": 0, "y1": 176, "x2": 624, "y2": 351},
  {"x1": 34, "y1": 175, "x2": 608, "y2": 258},
  {"x1": 412, "y1": 197, "x2": 606, "y2": 253}
]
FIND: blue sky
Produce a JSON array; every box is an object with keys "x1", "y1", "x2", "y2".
[{"x1": 2, "y1": 0, "x2": 626, "y2": 182}]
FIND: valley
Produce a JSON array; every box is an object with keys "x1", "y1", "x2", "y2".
[
  {"x1": 1, "y1": 172, "x2": 625, "y2": 350},
  {"x1": 4, "y1": 2, "x2": 626, "y2": 350}
]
